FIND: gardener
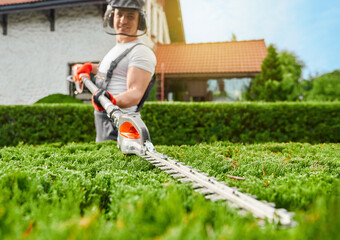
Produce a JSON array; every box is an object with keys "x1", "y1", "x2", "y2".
[{"x1": 73, "y1": 0, "x2": 156, "y2": 142}]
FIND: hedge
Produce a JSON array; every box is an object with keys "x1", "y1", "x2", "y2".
[
  {"x1": 142, "y1": 102, "x2": 340, "y2": 145},
  {"x1": 0, "y1": 102, "x2": 339, "y2": 146},
  {"x1": 0, "y1": 104, "x2": 95, "y2": 147}
]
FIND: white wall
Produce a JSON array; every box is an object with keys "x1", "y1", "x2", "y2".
[
  {"x1": 146, "y1": 0, "x2": 170, "y2": 44},
  {"x1": 0, "y1": 1, "x2": 170, "y2": 105},
  {"x1": 0, "y1": 6, "x2": 116, "y2": 105}
]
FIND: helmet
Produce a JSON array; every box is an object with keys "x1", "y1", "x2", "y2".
[
  {"x1": 108, "y1": 0, "x2": 145, "y2": 11},
  {"x1": 104, "y1": 0, "x2": 147, "y2": 31}
]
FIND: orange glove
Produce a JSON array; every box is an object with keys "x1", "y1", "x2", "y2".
[
  {"x1": 72, "y1": 62, "x2": 92, "y2": 82},
  {"x1": 91, "y1": 89, "x2": 116, "y2": 111}
]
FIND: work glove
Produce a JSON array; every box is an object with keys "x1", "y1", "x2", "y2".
[
  {"x1": 73, "y1": 62, "x2": 92, "y2": 82},
  {"x1": 92, "y1": 89, "x2": 116, "y2": 111}
]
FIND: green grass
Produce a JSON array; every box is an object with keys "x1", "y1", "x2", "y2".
[{"x1": 0, "y1": 141, "x2": 339, "y2": 239}]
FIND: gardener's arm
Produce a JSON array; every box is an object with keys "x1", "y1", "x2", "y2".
[{"x1": 114, "y1": 66, "x2": 151, "y2": 108}]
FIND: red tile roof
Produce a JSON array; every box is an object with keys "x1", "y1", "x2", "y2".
[
  {"x1": 1, "y1": 0, "x2": 164, "y2": 7},
  {"x1": 0, "y1": 0, "x2": 44, "y2": 6},
  {"x1": 155, "y1": 40, "x2": 267, "y2": 75}
]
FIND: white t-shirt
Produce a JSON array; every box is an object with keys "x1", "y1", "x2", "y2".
[{"x1": 97, "y1": 39, "x2": 156, "y2": 112}]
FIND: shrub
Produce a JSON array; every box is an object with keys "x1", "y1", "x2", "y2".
[
  {"x1": 141, "y1": 102, "x2": 340, "y2": 145},
  {"x1": 0, "y1": 104, "x2": 95, "y2": 146},
  {"x1": 0, "y1": 141, "x2": 339, "y2": 239},
  {"x1": 0, "y1": 102, "x2": 339, "y2": 147},
  {"x1": 305, "y1": 70, "x2": 340, "y2": 101},
  {"x1": 34, "y1": 94, "x2": 83, "y2": 104}
]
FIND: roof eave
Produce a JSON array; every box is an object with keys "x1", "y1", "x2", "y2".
[
  {"x1": 156, "y1": 72, "x2": 261, "y2": 79},
  {"x1": 0, "y1": 0, "x2": 106, "y2": 14}
]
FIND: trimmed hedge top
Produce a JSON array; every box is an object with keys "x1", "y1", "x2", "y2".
[{"x1": 0, "y1": 102, "x2": 339, "y2": 146}]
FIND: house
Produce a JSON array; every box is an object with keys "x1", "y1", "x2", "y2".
[
  {"x1": 0, "y1": 0, "x2": 185, "y2": 105},
  {"x1": 155, "y1": 39, "x2": 267, "y2": 101},
  {"x1": 1, "y1": 0, "x2": 266, "y2": 104}
]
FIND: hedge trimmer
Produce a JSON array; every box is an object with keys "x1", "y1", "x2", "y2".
[{"x1": 69, "y1": 69, "x2": 295, "y2": 227}]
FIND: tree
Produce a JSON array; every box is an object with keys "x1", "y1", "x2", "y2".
[
  {"x1": 245, "y1": 44, "x2": 283, "y2": 101},
  {"x1": 279, "y1": 51, "x2": 304, "y2": 101},
  {"x1": 305, "y1": 70, "x2": 340, "y2": 101},
  {"x1": 230, "y1": 33, "x2": 237, "y2": 41},
  {"x1": 245, "y1": 45, "x2": 305, "y2": 101}
]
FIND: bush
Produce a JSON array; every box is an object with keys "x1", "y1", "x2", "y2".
[
  {"x1": 0, "y1": 104, "x2": 95, "y2": 147},
  {"x1": 0, "y1": 102, "x2": 339, "y2": 147},
  {"x1": 34, "y1": 94, "x2": 83, "y2": 104},
  {"x1": 141, "y1": 102, "x2": 340, "y2": 145},
  {"x1": 0, "y1": 141, "x2": 339, "y2": 239},
  {"x1": 304, "y1": 71, "x2": 340, "y2": 101}
]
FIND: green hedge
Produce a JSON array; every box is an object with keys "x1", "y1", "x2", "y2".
[
  {"x1": 0, "y1": 102, "x2": 339, "y2": 146},
  {"x1": 0, "y1": 104, "x2": 95, "y2": 147},
  {"x1": 141, "y1": 102, "x2": 340, "y2": 145}
]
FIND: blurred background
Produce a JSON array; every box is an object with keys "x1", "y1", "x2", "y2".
[{"x1": 0, "y1": 0, "x2": 339, "y2": 104}]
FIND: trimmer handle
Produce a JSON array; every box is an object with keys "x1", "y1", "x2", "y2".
[
  {"x1": 69, "y1": 65, "x2": 123, "y2": 125},
  {"x1": 71, "y1": 64, "x2": 85, "y2": 93},
  {"x1": 68, "y1": 71, "x2": 152, "y2": 156},
  {"x1": 80, "y1": 76, "x2": 123, "y2": 126}
]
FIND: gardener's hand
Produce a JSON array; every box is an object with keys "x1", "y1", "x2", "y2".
[
  {"x1": 91, "y1": 89, "x2": 116, "y2": 111},
  {"x1": 72, "y1": 62, "x2": 92, "y2": 82}
]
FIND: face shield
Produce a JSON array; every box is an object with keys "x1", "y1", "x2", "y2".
[
  {"x1": 102, "y1": 4, "x2": 147, "y2": 37},
  {"x1": 103, "y1": 5, "x2": 114, "y2": 29}
]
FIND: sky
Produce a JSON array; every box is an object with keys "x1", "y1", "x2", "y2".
[{"x1": 179, "y1": 0, "x2": 340, "y2": 79}]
